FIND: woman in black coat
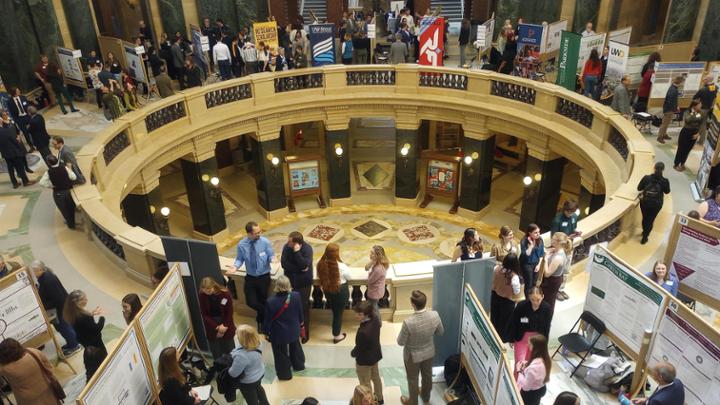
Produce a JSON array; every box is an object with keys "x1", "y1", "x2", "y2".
[
  {"x1": 351, "y1": 301, "x2": 383, "y2": 403},
  {"x1": 64, "y1": 290, "x2": 108, "y2": 381},
  {"x1": 263, "y1": 275, "x2": 305, "y2": 380},
  {"x1": 506, "y1": 287, "x2": 552, "y2": 378}
]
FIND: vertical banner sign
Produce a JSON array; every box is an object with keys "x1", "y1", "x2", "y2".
[
  {"x1": 418, "y1": 17, "x2": 445, "y2": 66},
  {"x1": 577, "y1": 32, "x2": 607, "y2": 70},
  {"x1": 556, "y1": 31, "x2": 581, "y2": 91},
  {"x1": 253, "y1": 21, "x2": 279, "y2": 49},
  {"x1": 516, "y1": 23, "x2": 544, "y2": 58},
  {"x1": 309, "y1": 24, "x2": 337, "y2": 66},
  {"x1": 543, "y1": 20, "x2": 568, "y2": 54},
  {"x1": 604, "y1": 40, "x2": 629, "y2": 95}
]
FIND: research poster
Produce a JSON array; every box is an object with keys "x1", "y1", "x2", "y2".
[
  {"x1": 542, "y1": 20, "x2": 568, "y2": 54},
  {"x1": 253, "y1": 21, "x2": 279, "y2": 49},
  {"x1": 694, "y1": 108, "x2": 720, "y2": 196},
  {"x1": 289, "y1": 160, "x2": 320, "y2": 192},
  {"x1": 56, "y1": 47, "x2": 85, "y2": 87},
  {"x1": 461, "y1": 289, "x2": 502, "y2": 404},
  {"x1": 669, "y1": 218, "x2": 720, "y2": 302},
  {"x1": 123, "y1": 44, "x2": 147, "y2": 84},
  {"x1": 604, "y1": 41, "x2": 630, "y2": 95},
  {"x1": 495, "y1": 361, "x2": 522, "y2": 405},
  {"x1": 608, "y1": 26, "x2": 632, "y2": 44},
  {"x1": 556, "y1": 31, "x2": 581, "y2": 91},
  {"x1": 418, "y1": 17, "x2": 445, "y2": 66},
  {"x1": 139, "y1": 268, "x2": 191, "y2": 376},
  {"x1": 649, "y1": 62, "x2": 706, "y2": 99},
  {"x1": 309, "y1": 24, "x2": 336, "y2": 66},
  {"x1": 648, "y1": 306, "x2": 720, "y2": 405},
  {"x1": 0, "y1": 270, "x2": 47, "y2": 344},
  {"x1": 83, "y1": 328, "x2": 153, "y2": 405},
  {"x1": 626, "y1": 52, "x2": 651, "y2": 86},
  {"x1": 585, "y1": 247, "x2": 665, "y2": 355},
  {"x1": 577, "y1": 32, "x2": 606, "y2": 70}
]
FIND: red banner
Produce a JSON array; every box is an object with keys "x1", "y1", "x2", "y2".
[{"x1": 418, "y1": 17, "x2": 445, "y2": 66}]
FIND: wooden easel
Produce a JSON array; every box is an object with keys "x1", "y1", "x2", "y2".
[{"x1": 419, "y1": 152, "x2": 461, "y2": 214}]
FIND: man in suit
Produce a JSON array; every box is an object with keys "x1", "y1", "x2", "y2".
[
  {"x1": 171, "y1": 36, "x2": 186, "y2": 88},
  {"x1": 397, "y1": 290, "x2": 444, "y2": 405},
  {"x1": 27, "y1": 107, "x2": 52, "y2": 166},
  {"x1": 0, "y1": 126, "x2": 33, "y2": 188},
  {"x1": 7, "y1": 87, "x2": 34, "y2": 149},
  {"x1": 627, "y1": 362, "x2": 684, "y2": 405},
  {"x1": 52, "y1": 136, "x2": 85, "y2": 184}
]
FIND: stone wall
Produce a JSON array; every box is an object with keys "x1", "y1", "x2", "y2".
[
  {"x1": 698, "y1": 0, "x2": 720, "y2": 60},
  {"x1": 61, "y1": 0, "x2": 98, "y2": 54}
]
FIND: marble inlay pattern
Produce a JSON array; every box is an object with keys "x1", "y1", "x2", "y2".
[
  {"x1": 304, "y1": 223, "x2": 344, "y2": 244},
  {"x1": 663, "y1": 0, "x2": 701, "y2": 43},
  {"x1": 398, "y1": 224, "x2": 439, "y2": 244},
  {"x1": 352, "y1": 219, "x2": 392, "y2": 239},
  {"x1": 698, "y1": 0, "x2": 720, "y2": 61}
]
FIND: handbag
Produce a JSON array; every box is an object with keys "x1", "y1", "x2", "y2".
[{"x1": 26, "y1": 349, "x2": 66, "y2": 401}]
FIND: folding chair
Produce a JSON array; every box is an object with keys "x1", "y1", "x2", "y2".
[{"x1": 551, "y1": 310, "x2": 608, "y2": 377}]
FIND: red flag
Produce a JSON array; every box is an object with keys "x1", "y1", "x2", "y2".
[{"x1": 418, "y1": 17, "x2": 445, "y2": 66}]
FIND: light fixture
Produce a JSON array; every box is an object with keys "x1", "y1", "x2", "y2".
[
  {"x1": 160, "y1": 206, "x2": 170, "y2": 217},
  {"x1": 201, "y1": 174, "x2": 210, "y2": 182},
  {"x1": 533, "y1": 173, "x2": 542, "y2": 182},
  {"x1": 575, "y1": 208, "x2": 581, "y2": 216},
  {"x1": 149, "y1": 205, "x2": 156, "y2": 214},
  {"x1": 334, "y1": 143, "x2": 344, "y2": 156},
  {"x1": 523, "y1": 176, "x2": 532, "y2": 186},
  {"x1": 271, "y1": 156, "x2": 280, "y2": 166},
  {"x1": 400, "y1": 143, "x2": 411, "y2": 156},
  {"x1": 464, "y1": 155, "x2": 473, "y2": 165},
  {"x1": 210, "y1": 176, "x2": 220, "y2": 186},
  {"x1": 584, "y1": 207, "x2": 590, "y2": 215}
]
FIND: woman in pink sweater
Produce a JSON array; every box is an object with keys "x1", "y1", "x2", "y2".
[
  {"x1": 364, "y1": 245, "x2": 390, "y2": 312},
  {"x1": 516, "y1": 334, "x2": 551, "y2": 405}
]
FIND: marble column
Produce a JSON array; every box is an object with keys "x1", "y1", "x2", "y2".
[
  {"x1": 325, "y1": 129, "x2": 351, "y2": 203},
  {"x1": 519, "y1": 147, "x2": 566, "y2": 231},
  {"x1": 663, "y1": 0, "x2": 701, "y2": 43},
  {"x1": 395, "y1": 127, "x2": 420, "y2": 202},
  {"x1": 697, "y1": 0, "x2": 720, "y2": 60},
  {"x1": 27, "y1": 0, "x2": 65, "y2": 57},
  {"x1": 180, "y1": 153, "x2": 228, "y2": 241},
  {"x1": 578, "y1": 169, "x2": 605, "y2": 219},
  {"x1": 572, "y1": 0, "x2": 600, "y2": 33},
  {"x1": 155, "y1": 0, "x2": 186, "y2": 40},
  {"x1": 459, "y1": 129, "x2": 496, "y2": 217},
  {"x1": 61, "y1": 0, "x2": 99, "y2": 53},
  {"x1": 0, "y1": 1, "x2": 42, "y2": 91},
  {"x1": 197, "y1": 0, "x2": 238, "y2": 33},
  {"x1": 121, "y1": 172, "x2": 167, "y2": 235},
  {"x1": 254, "y1": 136, "x2": 287, "y2": 215},
  {"x1": 495, "y1": 0, "x2": 562, "y2": 27}
]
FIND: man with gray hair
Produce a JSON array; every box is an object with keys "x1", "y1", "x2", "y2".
[
  {"x1": 629, "y1": 361, "x2": 685, "y2": 405},
  {"x1": 390, "y1": 32, "x2": 409, "y2": 64},
  {"x1": 611, "y1": 75, "x2": 632, "y2": 117},
  {"x1": 30, "y1": 260, "x2": 81, "y2": 356}
]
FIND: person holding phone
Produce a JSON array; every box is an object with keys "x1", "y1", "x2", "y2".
[
  {"x1": 520, "y1": 224, "x2": 545, "y2": 297},
  {"x1": 281, "y1": 231, "x2": 314, "y2": 343}
]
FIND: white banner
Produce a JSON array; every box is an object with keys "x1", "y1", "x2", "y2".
[
  {"x1": 478, "y1": 18, "x2": 495, "y2": 54},
  {"x1": 577, "y1": 32, "x2": 606, "y2": 70},
  {"x1": 608, "y1": 26, "x2": 632, "y2": 45},
  {"x1": 542, "y1": 20, "x2": 568, "y2": 54},
  {"x1": 604, "y1": 40, "x2": 629, "y2": 92}
]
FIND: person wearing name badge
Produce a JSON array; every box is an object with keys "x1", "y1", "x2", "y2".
[
  {"x1": 229, "y1": 325, "x2": 270, "y2": 405},
  {"x1": 644, "y1": 261, "x2": 679, "y2": 297},
  {"x1": 618, "y1": 361, "x2": 684, "y2": 405},
  {"x1": 506, "y1": 287, "x2": 552, "y2": 379},
  {"x1": 490, "y1": 253, "x2": 524, "y2": 342},
  {"x1": 452, "y1": 228, "x2": 484, "y2": 262},
  {"x1": 226, "y1": 221, "x2": 275, "y2": 331},
  {"x1": 696, "y1": 185, "x2": 720, "y2": 227},
  {"x1": 491, "y1": 225, "x2": 520, "y2": 264},
  {"x1": 199, "y1": 277, "x2": 237, "y2": 360},
  {"x1": 520, "y1": 224, "x2": 545, "y2": 297},
  {"x1": 550, "y1": 200, "x2": 582, "y2": 238},
  {"x1": 516, "y1": 334, "x2": 551, "y2": 405}
]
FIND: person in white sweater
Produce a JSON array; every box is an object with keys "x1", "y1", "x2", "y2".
[{"x1": 213, "y1": 35, "x2": 232, "y2": 80}]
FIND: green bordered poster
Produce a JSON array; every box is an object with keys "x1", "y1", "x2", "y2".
[
  {"x1": 495, "y1": 357, "x2": 522, "y2": 405},
  {"x1": 461, "y1": 286, "x2": 503, "y2": 404},
  {"x1": 556, "y1": 31, "x2": 581, "y2": 91},
  {"x1": 585, "y1": 246, "x2": 666, "y2": 356}
]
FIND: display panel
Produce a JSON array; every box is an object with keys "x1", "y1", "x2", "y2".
[
  {"x1": 427, "y1": 159, "x2": 457, "y2": 195},
  {"x1": 288, "y1": 160, "x2": 321, "y2": 192},
  {"x1": 0, "y1": 270, "x2": 47, "y2": 344}
]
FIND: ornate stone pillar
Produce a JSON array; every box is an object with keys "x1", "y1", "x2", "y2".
[
  {"x1": 395, "y1": 121, "x2": 421, "y2": 206},
  {"x1": 519, "y1": 143, "x2": 566, "y2": 232},
  {"x1": 121, "y1": 170, "x2": 167, "y2": 235},
  {"x1": 459, "y1": 120, "x2": 495, "y2": 219},
  {"x1": 325, "y1": 124, "x2": 352, "y2": 206},
  {"x1": 578, "y1": 168, "x2": 605, "y2": 219},
  {"x1": 180, "y1": 143, "x2": 228, "y2": 241},
  {"x1": 255, "y1": 128, "x2": 287, "y2": 219}
]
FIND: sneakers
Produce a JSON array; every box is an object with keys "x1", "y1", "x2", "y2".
[{"x1": 63, "y1": 345, "x2": 82, "y2": 357}]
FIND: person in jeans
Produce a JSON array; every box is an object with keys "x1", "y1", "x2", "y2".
[
  {"x1": 317, "y1": 243, "x2": 352, "y2": 343},
  {"x1": 364, "y1": 245, "x2": 389, "y2": 312},
  {"x1": 397, "y1": 290, "x2": 444, "y2": 405},
  {"x1": 229, "y1": 325, "x2": 270, "y2": 405},
  {"x1": 227, "y1": 221, "x2": 275, "y2": 330},
  {"x1": 263, "y1": 275, "x2": 305, "y2": 380},
  {"x1": 351, "y1": 302, "x2": 383, "y2": 404},
  {"x1": 657, "y1": 76, "x2": 684, "y2": 143},
  {"x1": 30, "y1": 260, "x2": 81, "y2": 357},
  {"x1": 280, "y1": 231, "x2": 314, "y2": 343}
]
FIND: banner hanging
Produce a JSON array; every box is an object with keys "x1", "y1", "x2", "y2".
[
  {"x1": 577, "y1": 32, "x2": 606, "y2": 70},
  {"x1": 516, "y1": 23, "x2": 544, "y2": 58},
  {"x1": 253, "y1": 21, "x2": 279, "y2": 49},
  {"x1": 418, "y1": 17, "x2": 445, "y2": 66},
  {"x1": 556, "y1": 31, "x2": 581, "y2": 91},
  {"x1": 542, "y1": 20, "x2": 568, "y2": 54},
  {"x1": 309, "y1": 24, "x2": 337, "y2": 66},
  {"x1": 603, "y1": 40, "x2": 630, "y2": 96}
]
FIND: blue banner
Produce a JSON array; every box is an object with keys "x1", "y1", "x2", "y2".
[
  {"x1": 517, "y1": 23, "x2": 544, "y2": 58},
  {"x1": 309, "y1": 24, "x2": 336, "y2": 66}
]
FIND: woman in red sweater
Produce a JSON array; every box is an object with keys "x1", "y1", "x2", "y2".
[
  {"x1": 199, "y1": 277, "x2": 236, "y2": 360},
  {"x1": 581, "y1": 48, "x2": 602, "y2": 99},
  {"x1": 636, "y1": 52, "x2": 662, "y2": 112}
]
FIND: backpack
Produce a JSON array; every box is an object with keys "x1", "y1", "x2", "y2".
[{"x1": 641, "y1": 177, "x2": 663, "y2": 204}]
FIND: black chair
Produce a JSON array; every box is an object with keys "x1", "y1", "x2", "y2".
[{"x1": 551, "y1": 310, "x2": 607, "y2": 377}]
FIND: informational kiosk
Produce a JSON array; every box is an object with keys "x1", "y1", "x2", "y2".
[{"x1": 665, "y1": 214, "x2": 720, "y2": 310}]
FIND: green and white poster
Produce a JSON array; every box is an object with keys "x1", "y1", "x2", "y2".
[{"x1": 555, "y1": 31, "x2": 581, "y2": 91}]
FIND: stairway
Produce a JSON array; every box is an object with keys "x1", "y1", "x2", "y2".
[
  {"x1": 299, "y1": 0, "x2": 327, "y2": 23},
  {"x1": 431, "y1": 0, "x2": 463, "y2": 24}
]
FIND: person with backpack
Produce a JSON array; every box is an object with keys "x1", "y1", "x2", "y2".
[
  {"x1": 227, "y1": 325, "x2": 269, "y2": 405},
  {"x1": 637, "y1": 162, "x2": 671, "y2": 244}
]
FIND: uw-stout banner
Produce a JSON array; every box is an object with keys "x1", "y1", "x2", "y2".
[
  {"x1": 556, "y1": 31, "x2": 581, "y2": 91},
  {"x1": 516, "y1": 23, "x2": 544, "y2": 58},
  {"x1": 541, "y1": 20, "x2": 568, "y2": 54},
  {"x1": 604, "y1": 40, "x2": 629, "y2": 95},
  {"x1": 577, "y1": 32, "x2": 606, "y2": 70},
  {"x1": 585, "y1": 246, "x2": 665, "y2": 355},
  {"x1": 608, "y1": 26, "x2": 632, "y2": 45},
  {"x1": 309, "y1": 24, "x2": 336, "y2": 66},
  {"x1": 253, "y1": 21, "x2": 279, "y2": 49},
  {"x1": 418, "y1": 17, "x2": 445, "y2": 66}
]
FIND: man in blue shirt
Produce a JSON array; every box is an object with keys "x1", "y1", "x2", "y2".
[{"x1": 228, "y1": 221, "x2": 275, "y2": 329}]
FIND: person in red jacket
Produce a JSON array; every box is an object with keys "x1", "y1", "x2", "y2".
[
  {"x1": 636, "y1": 52, "x2": 662, "y2": 112},
  {"x1": 199, "y1": 277, "x2": 236, "y2": 360},
  {"x1": 581, "y1": 48, "x2": 602, "y2": 100}
]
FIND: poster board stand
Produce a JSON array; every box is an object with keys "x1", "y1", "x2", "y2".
[
  {"x1": 629, "y1": 329, "x2": 653, "y2": 395},
  {"x1": 419, "y1": 151, "x2": 461, "y2": 214},
  {"x1": 285, "y1": 155, "x2": 326, "y2": 212},
  {"x1": 55, "y1": 47, "x2": 87, "y2": 89},
  {"x1": 0, "y1": 269, "x2": 76, "y2": 374}
]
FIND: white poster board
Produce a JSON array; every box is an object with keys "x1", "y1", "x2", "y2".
[
  {"x1": 0, "y1": 270, "x2": 48, "y2": 344},
  {"x1": 138, "y1": 267, "x2": 191, "y2": 376},
  {"x1": 577, "y1": 32, "x2": 606, "y2": 70},
  {"x1": 390, "y1": 1, "x2": 404, "y2": 14},
  {"x1": 584, "y1": 246, "x2": 666, "y2": 356},
  {"x1": 626, "y1": 53, "x2": 651, "y2": 86},
  {"x1": 461, "y1": 287, "x2": 503, "y2": 404},
  {"x1": 649, "y1": 62, "x2": 706, "y2": 99},
  {"x1": 82, "y1": 328, "x2": 154, "y2": 405},
  {"x1": 367, "y1": 23, "x2": 376, "y2": 39},
  {"x1": 494, "y1": 358, "x2": 522, "y2": 405},
  {"x1": 56, "y1": 47, "x2": 86, "y2": 87},
  {"x1": 123, "y1": 44, "x2": 148, "y2": 84},
  {"x1": 608, "y1": 26, "x2": 632, "y2": 45},
  {"x1": 669, "y1": 216, "x2": 720, "y2": 304},
  {"x1": 479, "y1": 18, "x2": 495, "y2": 54},
  {"x1": 542, "y1": 20, "x2": 567, "y2": 54},
  {"x1": 604, "y1": 40, "x2": 630, "y2": 93},
  {"x1": 648, "y1": 304, "x2": 720, "y2": 405}
]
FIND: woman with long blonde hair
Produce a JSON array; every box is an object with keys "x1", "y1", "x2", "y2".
[
  {"x1": 317, "y1": 243, "x2": 352, "y2": 343},
  {"x1": 199, "y1": 277, "x2": 236, "y2": 360},
  {"x1": 364, "y1": 245, "x2": 390, "y2": 311},
  {"x1": 540, "y1": 232, "x2": 572, "y2": 314},
  {"x1": 350, "y1": 384, "x2": 376, "y2": 405},
  {"x1": 158, "y1": 347, "x2": 200, "y2": 404}
]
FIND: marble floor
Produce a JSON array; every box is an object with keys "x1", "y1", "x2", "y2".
[{"x1": 0, "y1": 81, "x2": 714, "y2": 404}]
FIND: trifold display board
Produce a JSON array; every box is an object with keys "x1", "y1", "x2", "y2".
[
  {"x1": 585, "y1": 246, "x2": 667, "y2": 358},
  {"x1": 646, "y1": 297, "x2": 720, "y2": 405},
  {"x1": 460, "y1": 284, "x2": 524, "y2": 405},
  {"x1": 665, "y1": 214, "x2": 720, "y2": 310},
  {"x1": 692, "y1": 98, "x2": 720, "y2": 199},
  {"x1": 77, "y1": 264, "x2": 196, "y2": 405}
]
